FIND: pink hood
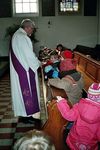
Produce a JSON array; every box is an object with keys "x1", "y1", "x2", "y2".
[{"x1": 78, "y1": 98, "x2": 100, "y2": 124}]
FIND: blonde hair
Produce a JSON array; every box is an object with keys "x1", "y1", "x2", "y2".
[{"x1": 13, "y1": 129, "x2": 55, "y2": 150}]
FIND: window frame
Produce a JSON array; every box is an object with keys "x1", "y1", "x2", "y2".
[{"x1": 13, "y1": 0, "x2": 39, "y2": 17}]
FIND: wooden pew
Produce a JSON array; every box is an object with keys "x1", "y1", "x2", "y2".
[
  {"x1": 42, "y1": 99, "x2": 68, "y2": 150},
  {"x1": 47, "y1": 85, "x2": 67, "y2": 99},
  {"x1": 41, "y1": 66, "x2": 71, "y2": 150}
]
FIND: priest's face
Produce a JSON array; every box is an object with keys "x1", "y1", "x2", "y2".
[{"x1": 25, "y1": 26, "x2": 34, "y2": 36}]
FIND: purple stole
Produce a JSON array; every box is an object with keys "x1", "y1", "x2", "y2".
[{"x1": 10, "y1": 49, "x2": 40, "y2": 115}]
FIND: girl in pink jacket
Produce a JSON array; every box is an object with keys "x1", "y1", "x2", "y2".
[{"x1": 57, "y1": 83, "x2": 100, "y2": 150}]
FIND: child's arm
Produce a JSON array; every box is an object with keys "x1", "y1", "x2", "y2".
[
  {"x1": 48, "y1": 78, "x2": 71, "y2": 91},
  {"x1": 57, "y1": 98, "x2": 79, "y2": 121}
]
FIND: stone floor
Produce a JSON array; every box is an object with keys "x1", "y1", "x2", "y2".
[{"x1": 0, "y1": 74, "x2": 46, "y2": 150}]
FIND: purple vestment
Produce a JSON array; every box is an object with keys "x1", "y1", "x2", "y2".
[{"x1": 10, "y1": 49, "x2": 40, "y2": 115}]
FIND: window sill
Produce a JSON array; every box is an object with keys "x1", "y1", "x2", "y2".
[{"x1": 13, "y1": 13, "x2": 39, "y2": 17}]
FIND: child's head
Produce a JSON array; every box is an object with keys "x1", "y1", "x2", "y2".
[
  {"x1": 50, "y1": 54, "x2": 59, "y2": 63},
  {"x1": 87, "y1": 83, "x2": 100, "y2": 102},
  {"x1": 56, "y1": 44, "x2": 63, "y2": 52},
  {"x1": 14, "y1": 129, "x2": 55, "y2": 150},
  {"x1": 61, "y1": 50, "x2": 73, "y2": 59}
]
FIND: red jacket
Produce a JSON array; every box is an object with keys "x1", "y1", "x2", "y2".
[
  {"x1": 57, "y1": 98, "x2": 100, "y2": 150},
  {"x1": 60, "y1": 58, "x2": 76, "y2": 72}
]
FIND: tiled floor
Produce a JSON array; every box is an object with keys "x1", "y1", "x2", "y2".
[{"x1": 0, "y1": 74, "x2": 46, "y2": 150}]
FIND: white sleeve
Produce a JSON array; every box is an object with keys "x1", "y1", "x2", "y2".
[{"x1": 12, "y1": 33, "x2": 41, "y2": 72}]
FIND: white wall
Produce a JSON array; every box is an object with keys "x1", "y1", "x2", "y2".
[
  {"x1": 0, "y1": 1, "x2": 98, "y2": 56},
  {"x1": 35, "y1": 16, "x2": 97, "y2": 52}
]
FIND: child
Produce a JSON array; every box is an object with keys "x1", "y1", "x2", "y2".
[
  {"x1": 50, "y1": 53, "x2": 60, "y2": 69},
  {"x1": 43, "y1": 51, "x2": 60, "y2": 67},
  {"x1": 59, "y1": 50, "x2": 76, "y2": 72},
  {"x1": 44, "y1": 53, "x2": 60, "y2": 79},
  {"x1": 56, "y1": 83, "x2": 100, "y2": 150},
  {"x1": 56, "y1": 44, "x2": 64, "y2": 55},
  {"x1": 48, "y1": 72, "x2": 84, "y2": 104},
  {"x1": 13, "y1": 129, "x2": 55, "y2": 150},
  {"x1": 56, "y1": 44, "x2": 71, "y2": 56},
  {"x1": 48, "y1": 51, "x2": 84, "y2": 104},
  {"x1": 39, "y1": 47, "x2": 55, "y2": 61}
]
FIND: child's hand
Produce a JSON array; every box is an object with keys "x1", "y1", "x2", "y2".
[
  {"x1": 42, "y1": 61, "x2": 46, "y2": 65},
  {"x1": 56, "y1": 96, "x2": 63, "y2": 102}
]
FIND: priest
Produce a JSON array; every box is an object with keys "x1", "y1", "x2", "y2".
[{"x1": 9, "y1": 19, "x2": 41, "y2": 124}]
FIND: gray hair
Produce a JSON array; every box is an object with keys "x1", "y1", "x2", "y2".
[
  {"x1": 20, "y1": 19, "x2": 35, "y2": 29},
  {"x1": 13, "y1": 129, "x2": 55, "y2": 150}
]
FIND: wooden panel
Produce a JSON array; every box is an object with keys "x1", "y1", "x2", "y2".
[
  {"x1": 74, "y1": 53, "x2": 80, "y2": 65},
  {"x1": 74, "y1": 52, "x2": 100, "y2": 82},
  {"x1": 79, "y1": 57, "x2": 87, "y2": 71},
  {"x1": 50, "y1": 86, "x2": 67, "y2": 99},
  {"x1": 84, "y1": 0, "x2": 97, "y2": 16},
  {"x1": 85, "y1": 62, "x2": 97, "y2": 80},
  {"x1": 0, "y1": 0, "x2": 12, "y2": 17},
  {"x1": 42, "y1": 0, "x2": 55, "y2": 16},
  {"x1": 97, "y1": 69, "x2": 100, "y2": 82},
  {"x1": 42, "y1": 100, "x2": 68, "y2": 150}
]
